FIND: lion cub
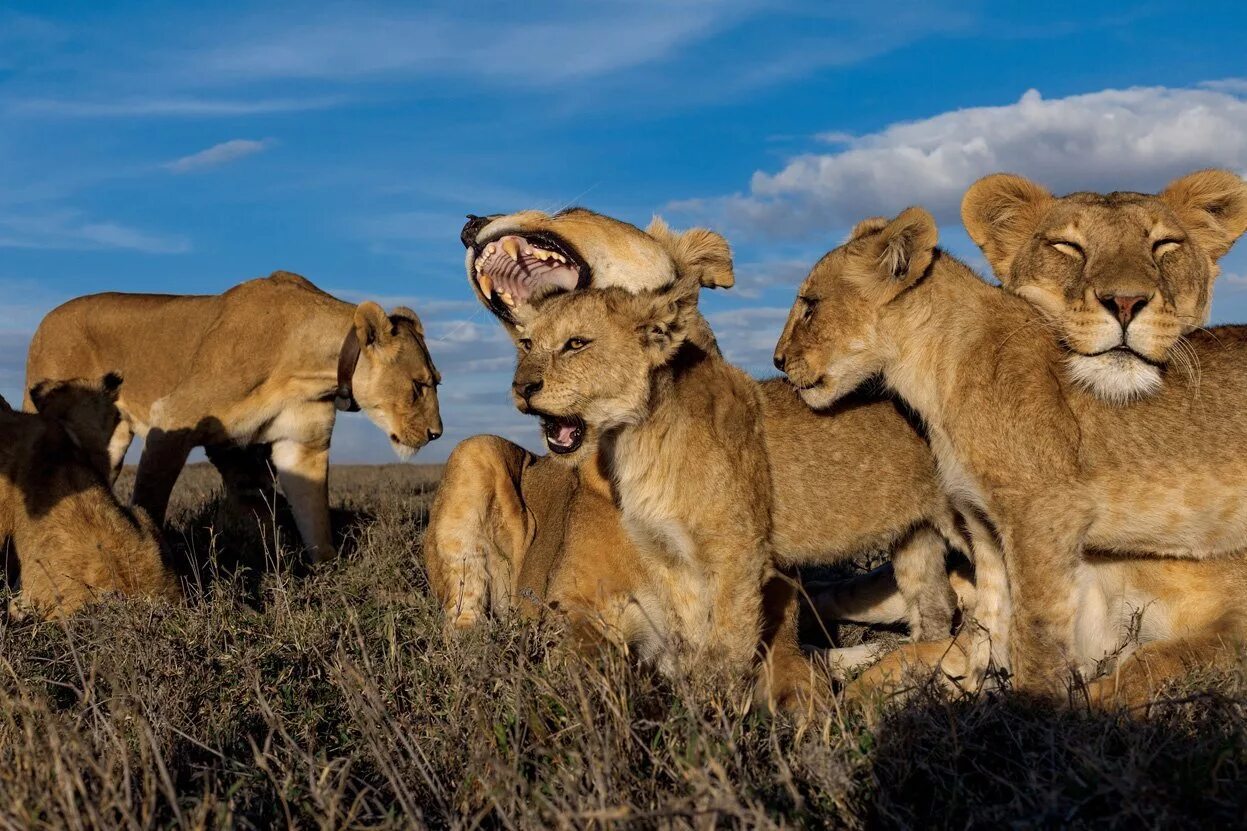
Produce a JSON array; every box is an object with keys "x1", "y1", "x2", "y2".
[
  {"x1": 1, "y1": 376, "x2": 181, "y2": 618},
  {"x1": 512, "y1": 287, "x2": 772, "y2": 672},
  {"x1": 775, "y1": 206, "x2": 1247, "y2": 696}
]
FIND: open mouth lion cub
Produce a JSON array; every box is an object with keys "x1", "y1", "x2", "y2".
[{"x1": 512, "y1": 286, "x2": 774, "y2": 672}]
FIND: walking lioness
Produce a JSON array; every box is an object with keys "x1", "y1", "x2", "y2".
[
  {"x1": 26, "y1": 271, "x2": 442, "y2": 562},
  {"x1": 776, "y1": 207, "x2": 1247, "y2": 699}
]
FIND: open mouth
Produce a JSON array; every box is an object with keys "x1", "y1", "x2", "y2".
[
  {"x1": 470, "y1": 232, "x2": 589, "y2": 320},
  {"x1": 540, "y1": 414, "x2": 586, "y2": 455}
]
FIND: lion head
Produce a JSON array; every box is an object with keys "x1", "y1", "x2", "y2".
[
  {"x1": 961, "y1": 169, "x2": 1247, "y2": 403},
  {"x1": 508, "y1": 287, "x2": 693, "y2": 461},
  {"x1": 348, "y1": 302, "x2": 443, "y2": 459},
  {"x1": 460, "y1": 208, "x2": 733, "y2": 342},
  {"x1": 773, "y1": 209, "x2": 940, "y2": 409},
  {"x1": 28, "y1": 372, "x2": 126, "y2": 478}
]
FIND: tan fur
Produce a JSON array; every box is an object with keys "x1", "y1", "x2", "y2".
[
  {"x1": 962, "y1": 170, "x2": 1247, "y2": 403},
  {"x1": 1, "y1": 376, "x2": 181, "y2": 618},
  {"x1": 513, "y1": 287, "x2": 774, "y2": 673},
  {"x1": 25, "y1": 271, "x2": 442, "y2": 562},
  {"x1": 777, "y1": 207, "x2": 1247, "y2": 700},
  {"x1": 432, "y1": 208, "x2": 965, "y2": 709}
]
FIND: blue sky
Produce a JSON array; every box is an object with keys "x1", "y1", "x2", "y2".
[{"x1": 3, "y1": 1, "x2": 1247, "y2": 462}]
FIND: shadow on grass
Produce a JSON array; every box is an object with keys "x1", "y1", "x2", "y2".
[{"x1": 861, "y1": 686, "x2": 1247, "y2": 827}]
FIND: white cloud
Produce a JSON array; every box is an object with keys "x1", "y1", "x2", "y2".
[
  {"x1": 674, "y1": 83, "x2": 1247, "y2": 239},
  {"x1": 0, "y1": 211, "x2": 190, "y2": 253},
  {"x1": 164, "y1": 138, "x2": 273, "y2": 173}
]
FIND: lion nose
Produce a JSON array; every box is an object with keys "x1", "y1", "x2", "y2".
[
  {"x1": 1098, "y1": 293, "x2": 1149, "y2": 328},
  {"x1": 461, "y1": 215, "x2": 491, "y2": 249},
  {"x1": 513, "y1": 379, "x2": 543, "y2": 400},
  {"x1": 428, "y1": 427, "x2": 442, "y2": 442},
  {"x1": 773, "y1": 352, "x2": 787, "y2": 372}
]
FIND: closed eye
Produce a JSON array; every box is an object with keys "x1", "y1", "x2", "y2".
[
  {"x1": 800, "y1": 296, "x2": 818, "y2": 322},
  {"x1": 412, "y1": 381, "x2": 427, "y2": 400},
  {"x1": 563, "y1": 337, "x2": 591, "y2": 353},
  {"x1": 1049, "y1": 240, "x2": 1085, "y2": 259},
  {"x1": 1152, "y1": 238, "x2": 1183, "y2": 257},
  {"x1": 518, "y1": 338, "x2": 533, "y2": 353}
]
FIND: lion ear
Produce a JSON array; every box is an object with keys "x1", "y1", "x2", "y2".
[
  {"x1": 646, "y1": 217, "x2": 734, "y2": 289},
  {"x1": 1160, "y1": 169, "x2": 1247, "y2": 261},
  {"x1": 101, "y1": 372, "x2": 123, "y2": 399},
  {"x1": 353, "y1": 301, "x2": 390, "y2": 346},
  {"x1": 390, "y1": 306, "x2": 425, "y2": 338},
  {"x1": 869, "y1": 207, "x2": 939, "y2": 285},
  {"x1": 28, "y1": 379, "x2": 56, "y2": 413},
  {"x1": 609, "y1": 287, "x2": 693, "y2": 364},
  {"x1": 850, "y1": 217, "x2": 889, "y2": 240},
  {"x1": 961, "y1": 173, "x2": 1053, "y2": 281}
]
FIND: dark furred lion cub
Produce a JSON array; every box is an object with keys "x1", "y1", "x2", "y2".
[{"x1": 512, "y1": 286, "x2": 773, "y2": 673}]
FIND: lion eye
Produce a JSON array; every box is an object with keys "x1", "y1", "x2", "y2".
[
  {"x1": 412, "y1": 381, "x2": 425, "y2": 400},
  {"x1": 1152, "y1": 238, "x2": 1182, "y2": 258},
  {"x1": 1050, "y1": 240, "x2": 1085, "y2": 259},
  {"x1": 518, "y1": 338, "x2": 533, "y2": 353},
  {"x1": 563, "y1": 337, "x2": 590, "y2": 353},
  {"x1": 800, "y1": 297, "x2": 818, "y2": 322}
]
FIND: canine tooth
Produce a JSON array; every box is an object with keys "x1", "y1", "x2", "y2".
[
  {"x1": 478, "y1": 273, "x2": 494, "y2": 296},
  {"x1": 502, "y1": 238, "x2": 520, "y2": 262}
]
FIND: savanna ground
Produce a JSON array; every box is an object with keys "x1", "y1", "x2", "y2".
[{"x1": 0, "y1": 464, "x2": 1244, "y2": 829}]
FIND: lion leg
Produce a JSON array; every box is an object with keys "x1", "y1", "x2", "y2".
[
  {"x1": 810, "y1": 563, "x2": 909, "y2": 629},
  {"x1": 843, "y1": 633, "x2": 975, "y2": 706},
  {"x1": 206, "y1": 443, "x2": 279, "y2": 509},
  {"x1": 999, "y1": 508, "x2": 1086, "y2": 697},
  {"x1": 106, "y1": 418, "x2": 134, "y2": 486},
  {"x1": 755, "y1": 573, "x2": 831, "y2": 715},
  {"x1": 1085, "y1": 627, "x2": 1242, "y2": 713},
  {"x1": 270, "y1": 439, "x2": 334, "y2": 563},
  {"x1": 891, "y1": 524, "x2": 956, "y2": 640},
  {"x1": 424, "y1": 435, "x2": 533, "y2": 630},
  {"x1": 131, "y1": 428, "x2": 195, "y2": 525},
  {"x1": 959, "y1": 508, "x2": 1012, "y2": 683},
  {"x1": 205, "y1": 443, "x2": 283, "y2": 540}
]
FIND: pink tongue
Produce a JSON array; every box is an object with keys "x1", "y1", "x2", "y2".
[{"x1": 554, "y1": 423, "x2": 577, "y2": 445}]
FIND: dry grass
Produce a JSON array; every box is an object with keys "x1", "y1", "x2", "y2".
[{"x1": 0, "y1": 464, "x2": 1244, "y2": 829}]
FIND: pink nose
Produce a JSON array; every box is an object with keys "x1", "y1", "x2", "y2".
[{"x1": 1098, "y1": 294, "x2": 1148, "y2": 328}]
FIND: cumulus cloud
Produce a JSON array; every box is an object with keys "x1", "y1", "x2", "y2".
[
  {"x1": 673, "y1": 83, "x2": 1247, "y2": 239},
  {"x1": 164, "y1": 138, "x2": 273, "y2": 173}
]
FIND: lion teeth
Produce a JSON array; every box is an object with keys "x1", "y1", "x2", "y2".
[
  {"x1": 532, "y1": 249, "x2": 552, "y2": 261},
  {"x1": 478, "y1": 273, "x2": 494, "y2": 297},
  {"x1": 499, "y1": 291, "x2": 515, "y2": 307},
  {"x1": 502, "y1": 238, "x2": 520, "y2": 262}
]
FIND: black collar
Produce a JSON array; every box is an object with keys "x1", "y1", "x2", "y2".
[{"x1": 335, "y1": 328, "x2": 362, "y2": 412}]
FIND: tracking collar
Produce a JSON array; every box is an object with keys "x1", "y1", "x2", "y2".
[{"x1": 334, "y1": 327, "x2": 362, "y2": 412}]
